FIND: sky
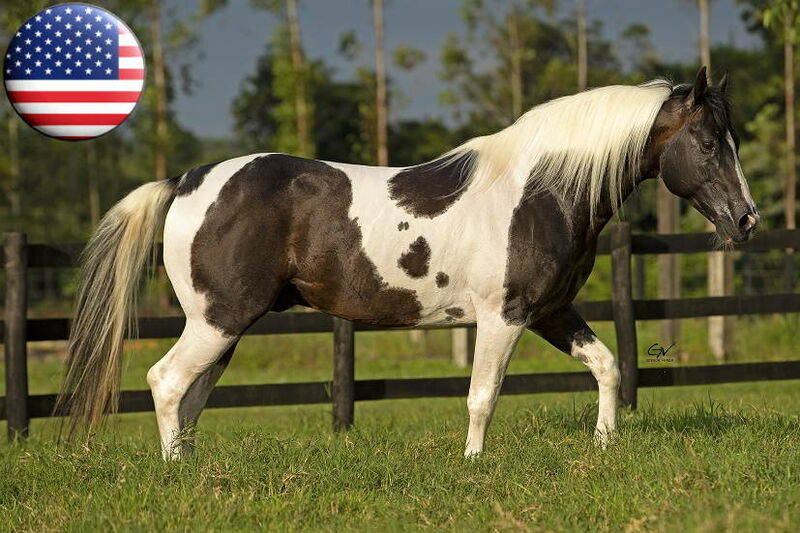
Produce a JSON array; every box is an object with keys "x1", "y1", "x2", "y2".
[{"x1": 167, "y1": 0, "x2": 763, "y2": 139}]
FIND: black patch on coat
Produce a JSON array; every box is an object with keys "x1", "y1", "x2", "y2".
[
  {"x1": 190, "y1": 154, "x2": 422, "y2": 336},
  {"x1": 435, "y1": 271, "x2": 449, "y2": 288},
  {"x1": 501, "y1": 173, "x2": 597, "y2": 326},
  {"x1": 529, "y1": 305, "x2": 595, "y2": 355},
  {"x1": 397, "y1": 236, "x2": 431, "y2": 278},
  {"x1": 444, "y1": 307, "x2": 464, "y2": 321},
  {"x1": 175, "y1": 162, "x2": 219, "y2": 197},
  {"x1": 387, "y1": 152, "x2": 474, "y2": 218},
  {"x1": 397, "y1": 221, "x2": 409, "y2": 231}
]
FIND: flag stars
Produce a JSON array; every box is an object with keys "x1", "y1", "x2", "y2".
[
  {"x1": 55, "y1": 15, "x2": 62, "y2": 22},
  {"x1": 45, "y1": 23, "x2": 51, "y2": 29},
  {"x1": 35, "y1": 60, "x2": 41, "y2": 66},
  {"x1": 25, "y1": 68, "x2": 32, "y2": 75},
  {"x1": 25, "y1": 23, "x2": 32, "y2": 29},
  {"x1": 85, "y1": 68, "x2": 91, "y2": 74},
  {"x1": 45, "y1": 38, "x2": 51, "y2": 45},
  {"x1": 104, "y1": 23, "x2": 111, "y2": 29},
  {"x1": 15, "y1": 46, "x2": 21, "y2": 52},
  {"x1": 75, "y1": 31, "x2": 82, "y2": 37},
  {"x1": 55, "y1": 60, "x2": 61, "y2": 66},
  {"x1": 25, "y1": 38, "x2": 31, "y2": 45},
  {"x1": 95, "y1": 60, "x2": 101, "y2": 67},
  {"x1": 35, "y1": 15, "x2": 41, "y2": 21},
  {"x1": 75, "y1": 60, "x2": 82, "y2": 66},
  {"x1": 55, "y1": 31, "x2": 61, "y2": 37},
  {"x1": 65, "y1": 23, "x2": 72, "y2": 29},
  {"x1": 65, "y1": 68, "x2": 72, "y2": 74},
  {"x1": 65, "y1": 7, "x2": 72, "y2": 14},
  {"x1": 45, "y1": 68, "x2": 51, "y2": 75},
  {"x1": 76, "y1": 46, "x2": 82, "y2": 52},
  {"x1": 105, "y1": 68, "x2": 112, "y2": 75},
  {"x1": 45, "y1": 53, "x2": 51, "y2": 59},
  {"x1": 24, "y1": 53, "x2": 31, "y2": 59},
  {"x1": 95, "y1": 31, "x2": 101, "y2": 37},
  {"x1": 65, "y1": 53, "x2": 72, "y2": 59},
  {"x1": 95, "y1": 15, "x2": 102, "y2": 22},
  {"x1": 105, "y1": 38, "x2": 112, "y2": 45},
  {"x1": 35, "y1": 30, "x2": 41, "y2": 37},
  {"x1": 85, "y1": 38, "x2": 92, "y2": 45},
  {"x1": 35, "y1": 46, "x2": 41, "y2": 53},
  {"x1": 85, "y1": 52, "x2": 92, "y2": 59},
  {"x1": 95, "y1": 46, "x2": 101, "y2": 52},
  {"x1": 85, "y1": 23, "x2": 92, "y2": 29},
  {"x1": 105, "y1": 52, "x2": 111, "y2": 59},
  {"x1": 55, "y1": 46, "x2": 62, "y2": 52},
  {"x1": 76, "y1": 15, "x2": 83, "y2": 22},
  {"x1": 85, "y1": 7, "x2": 92, "y2": 13},
  {"x1": 65, "y1": 39, "x2": 72, "y2": 45}
]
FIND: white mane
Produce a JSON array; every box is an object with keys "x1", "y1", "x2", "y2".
[{"x1": 443, "y1": 80, "x2": 674, "y2": 220}]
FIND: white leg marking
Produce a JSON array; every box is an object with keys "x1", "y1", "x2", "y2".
[
  {"x1": 464, "y1": 310, "x2": 525, "y2": 458},
  {"x1": 147, "y1": 319, "x2": 236, "y2": 460},
  {"x1": 572, "y1": 337, "x2": 620, "y2": 447}
]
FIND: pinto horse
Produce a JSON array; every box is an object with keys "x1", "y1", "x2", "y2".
[{"x1": 59, "y1": 67, "x2": 758, "y2": 459}]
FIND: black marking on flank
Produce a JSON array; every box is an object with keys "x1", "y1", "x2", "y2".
[
  {"x1": 388, "y1": 151, "x2": 474, "y2": 218},
  {"x1": 190, "y1": 154, "x2": 422, "y2": 335},
  {"x1": 444, "y1": 307, "x2": 464, "y2": 321},
  {"x1": 397, "y1": 236, "x2": 431, "y2": 278},
  {"x1": 175, "y1": 162, "x2": 219, "y2": 197},
  {"x1": 397, "y1": 221, "x2": 410, "y2": 231},
  {"x1": 435, "y1": 271, "x2": 449, "y2": 288}
]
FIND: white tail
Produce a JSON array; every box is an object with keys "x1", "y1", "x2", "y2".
[{"x1": 56, "y1": 179, "x2": 177, "y2": 438}]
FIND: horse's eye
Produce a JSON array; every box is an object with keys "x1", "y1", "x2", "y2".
[{"x1": 701, "y1": 140, "x2": 715, "y2": 152}]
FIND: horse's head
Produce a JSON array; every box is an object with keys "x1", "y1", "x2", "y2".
[{"x1": 656, "y1": 67, "x2": 759, "y2": 243}]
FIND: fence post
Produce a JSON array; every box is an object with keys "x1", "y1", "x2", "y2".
[
  {"x1": 451, "y1": 327, "x2": 476, "y2": 367},
  {"x1": 4, "y1": 233, "x2": 30, "y2": 440},
  {"x1": 332, "y1": 317, "x2": 355, "y2": 432},
  {"x1": 610, "y1": 223, "x2": 638, "y2": 409}
]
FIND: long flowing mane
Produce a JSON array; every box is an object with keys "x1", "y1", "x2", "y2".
[{"x1": 442, "y1": 80, "x2": 674, "y2": 220}]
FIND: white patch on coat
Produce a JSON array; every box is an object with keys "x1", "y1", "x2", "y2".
[
  {"x1": 726, "y1": 132, "x2": 755, "y2": 208},
  {"x1": 324, "y1": 161, "x2": 528, "y2": 327},
  {"x1": 571, "y1": 337, "x2": 620, "y2": 446}
]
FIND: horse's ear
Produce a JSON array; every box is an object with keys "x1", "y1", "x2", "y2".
[
  {"x1": 689, "y1": 66, "x2": 708, "y2": 106},
  {"x1": 717, "y1": 70, "x2": 729, "y2": 93}
]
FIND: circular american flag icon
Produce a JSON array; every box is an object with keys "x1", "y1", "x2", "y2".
[{"x1": 3, "y1": 3, "x2": 145, "y2": 140}]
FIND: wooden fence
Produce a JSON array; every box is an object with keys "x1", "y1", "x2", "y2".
[{"x1": 3, "y1": 226, "x2": 800, "y2": 440}]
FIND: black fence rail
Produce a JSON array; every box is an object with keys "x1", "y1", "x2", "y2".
[{"x1": 3, "y1": 226, "x2": 800, "y2": 440}]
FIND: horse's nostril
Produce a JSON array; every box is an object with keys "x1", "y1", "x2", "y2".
[{"x1": 738, "y1": 213, "x2": 757, "y2": 231}]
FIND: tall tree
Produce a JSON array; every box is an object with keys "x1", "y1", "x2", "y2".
[
  {"x1": 576, "y1": 0, "x2": 588, "y2": 91},
  {"x1": 697, "y1": 0, "x2": 734, "y2": 361},
  {"x1": 287, "y1": 0, "x2": 313, "y2": 157},
  {"x1": 148, "y1": 0, "x2": 168, "y2": 181},
  {"x1": 762, "y1": 1, "x2": 798, "y2": 289},
  {"x1": 372, "y1": 0, "x2": 389, "y2": 166}
]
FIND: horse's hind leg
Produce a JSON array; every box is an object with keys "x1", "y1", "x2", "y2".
[{"x1": 146, "y1": 319, "x2": 238, "y2": 460}]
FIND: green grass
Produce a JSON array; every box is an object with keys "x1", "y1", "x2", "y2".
[
  {"x1": 1, "y1": 383, "x2": 799, "y2": 531},
  {"x1": 1, "y1": 314, "x2": 799, "y2": 531}
]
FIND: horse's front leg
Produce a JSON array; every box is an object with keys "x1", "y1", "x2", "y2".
[
  {"x1": 464, "y1": 307, "x2": 525, "y2": 458},
  {"x1": 530, "y1": 305, "x2": 621, "y2": 447}
]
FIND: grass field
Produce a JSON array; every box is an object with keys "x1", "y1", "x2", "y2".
[{"x1": 1, "y1": 315, "x2": 799, "y2": 531}]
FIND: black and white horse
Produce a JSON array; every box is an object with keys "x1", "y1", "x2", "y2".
[{"x1": 60, "y1": 67, "x2": 758, "y2": 459}]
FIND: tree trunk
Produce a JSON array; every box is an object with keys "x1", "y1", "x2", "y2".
[
  {"x1": 86, "y1": 143, "x2": 100, "y2": 228},
  {"x1": 576, "y1": 0, "x2": 587, "y2": 92},
  {"x1": 287, "y1": 0, "x2": 312, "y2": 158},
  {"x1": 698, "y1": 0, "x2": 711, "y2": 72},
  {"x1": 8, "y1": 114, "x2": 21, "y2": 220},
  {"x1": 508, "y1": 9, "x2": 523, "y2": 118},
  {"x1": 657, "y1": 183, "x2": 681, "y2": 349},
  {"x1": 698, "y1": 0, "x2": 732, "y2": 360},
  {"x1": 784, "y1": 12, "x2": 797, "y2": 291},
  {"x1": 149, "y1": 0, "x2": 168, "y2": 181},
  {"x1": 372, "y1": 0, "x2": 388, "y2": 166}
]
